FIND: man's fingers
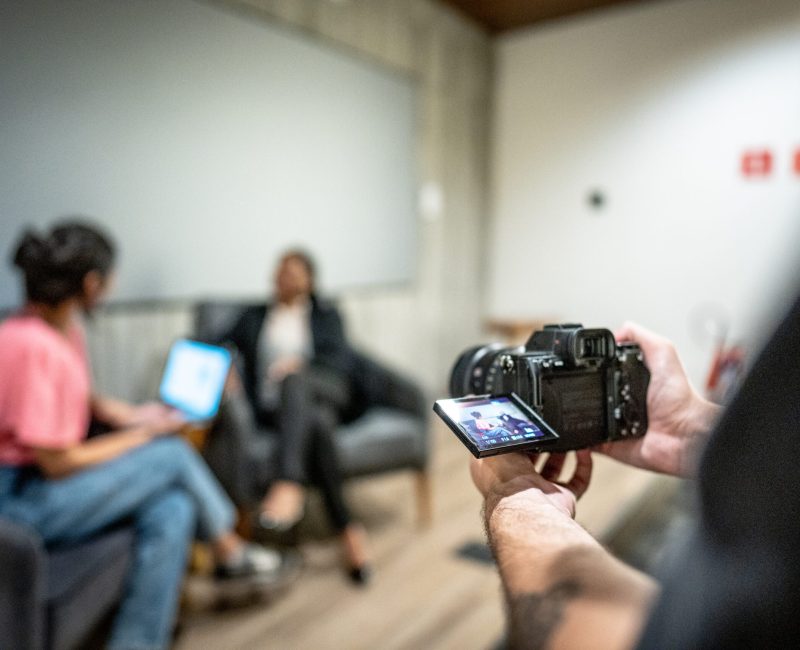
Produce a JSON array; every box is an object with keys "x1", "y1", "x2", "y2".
[
  {"x1": 563, "y1": 449, "x2": 593, "y2": 500},
  {"x1": 615, "y1": 320, "x2": 672, "y2": 365},
  {"x1": 591, "y1": 439, "x2": 638, "y2": 460},
  {"x1": 540, "y1": 453, "x2": 566, "y2": 482},
  {"x1": 469, "y1": 457, "x2": 488, "y2": 495},
  {"x1": 614, "y1": 321, "x2": 637, "y2": 344},
  {"x1": 590, "y1": 442, "x2": 611, "y2": 456},
  {"x1": 471, "y1": 452, "x2": 540, "y2": 497}
]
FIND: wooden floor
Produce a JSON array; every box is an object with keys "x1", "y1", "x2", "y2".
[{"x1": 176, "y1": 421, "x2": 663, "y2": 650}]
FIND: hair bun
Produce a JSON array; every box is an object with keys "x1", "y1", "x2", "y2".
[{"x1": 12, "y1": 230, "x2": 50, "y2": 270}]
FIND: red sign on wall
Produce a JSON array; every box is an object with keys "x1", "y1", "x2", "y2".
[
  {"x1": 795, "y1": 149, "x2": 800, "y2": 175},
  {"x1": 741, "y1": 149, "x2": 773, "y2": 177}
]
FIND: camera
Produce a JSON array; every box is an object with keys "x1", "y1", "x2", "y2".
[{"x1": 439, "y1": 324, "x2": 649, "y2": 454}]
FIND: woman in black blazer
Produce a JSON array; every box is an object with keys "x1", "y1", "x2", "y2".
[{"x1": 206, "y1": 250, "x2": 370, "y2": 584}]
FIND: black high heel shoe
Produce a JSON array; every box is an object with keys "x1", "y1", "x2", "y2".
[
  {"x1": 347, "y1": 563, "x2": 373, "y2": 586},
  {"x1": 341, "y1": 523, "x2": 371, "y2": 586}
]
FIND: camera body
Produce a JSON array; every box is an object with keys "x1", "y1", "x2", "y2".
[{"x1": 449, "y1": 324, "x2": 650, "y2": 452}]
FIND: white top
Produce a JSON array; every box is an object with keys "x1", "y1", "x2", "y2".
[{"x1": 256, "y1": 300, "x2": 312, "y2": 408}]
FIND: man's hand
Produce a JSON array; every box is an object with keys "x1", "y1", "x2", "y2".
[
  {"x1": 593, "y1": 322, "x2": 720, "y2": 477},
  {"x1": 471, "y1": 449, "x2": 657, "y2": 650},
  {"x1": 471, "y1": 450, "x2": 593, "y2": 521}
]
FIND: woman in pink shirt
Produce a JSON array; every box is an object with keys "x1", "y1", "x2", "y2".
[{"x1": 0, "y1": 222, "x2": 295, "y2": 650}]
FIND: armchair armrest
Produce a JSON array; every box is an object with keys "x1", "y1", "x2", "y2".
[{"x1": 0, "y1": 516, "x2": 46, "y2": 650}]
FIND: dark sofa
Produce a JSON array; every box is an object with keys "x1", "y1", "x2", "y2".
[
  {"x1": 0, "y1": 517, "x2": 133, "y2": 650},
  {"x1": 194, "y1": 300, "x2": 433, "y2": 525}
]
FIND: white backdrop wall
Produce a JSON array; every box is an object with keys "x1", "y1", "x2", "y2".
[
  {"x1": 0, "y1": 0, "x2": 416, "y2": 305},
  {"x1": 490, "y1": 0, "x2": 800, "y2": 386}
]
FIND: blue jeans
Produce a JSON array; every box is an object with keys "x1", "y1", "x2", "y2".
[{"x1": 0, "y1": 437, "x2": 236, "y2": 650}]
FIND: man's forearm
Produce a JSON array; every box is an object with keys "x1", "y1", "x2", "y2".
[{"x1": 487, "y1": 495, "x2": 658, "y2": 650}]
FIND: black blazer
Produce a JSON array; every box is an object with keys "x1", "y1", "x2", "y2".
[{"x1": 218, "y1": 295, "x2": 355, "y2": 412}]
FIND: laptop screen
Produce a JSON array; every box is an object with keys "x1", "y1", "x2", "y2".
[{"x1": 159, "y1": 339, "x2": 231, "y2": 421}]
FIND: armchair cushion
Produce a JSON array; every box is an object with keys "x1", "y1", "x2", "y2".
[
  {"x1": 46, "y1": 528, "x2": 133, "y2": 650},
  {"x1": 0, "y1": 517, "x2": 45, "y2": 650},
  {"x1": 336, "y1": 408, "x2": 427, "y2": 477},
  {"x1": 0, "y1": 516, "x2": 133, "y2": 650}
]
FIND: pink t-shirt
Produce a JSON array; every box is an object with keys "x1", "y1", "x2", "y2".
[{"x1": 0, "y1": 314, "x2": 91, "y2": 466}]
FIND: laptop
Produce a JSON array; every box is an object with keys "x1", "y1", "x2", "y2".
[{"x1": 159, "y1": 339, "x2": 232, "y2": 422}]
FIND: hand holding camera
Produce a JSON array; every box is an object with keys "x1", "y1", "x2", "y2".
[
  {"x1": 593, "y1": 322, "x2": 720, "y2": 477},
  {"x1": 439, "y1": 321, "x2": 720, "y2": 480},
  {"x1": 436, "y1": 323, "x2": 650, "y2": 457},
  {"x1": 470, "y1": 449, "x2": 594, "y2": 522}
]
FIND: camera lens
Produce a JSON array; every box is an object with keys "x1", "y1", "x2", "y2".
[{"x1": 449, "y1": 343, "x2": 507, "y2": 397}]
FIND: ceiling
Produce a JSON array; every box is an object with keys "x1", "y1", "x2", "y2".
[{"x1": 439, "y1": 0, "x2": 655, "y2": 34}]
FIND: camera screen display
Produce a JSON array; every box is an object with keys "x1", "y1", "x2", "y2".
[{"x1": 433, "y1": 394, "x2": 559, "y2": 457}]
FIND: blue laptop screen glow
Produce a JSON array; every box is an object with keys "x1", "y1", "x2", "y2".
[{"x1": 159, "y1": 339, "x2": 231, "y2": 421}]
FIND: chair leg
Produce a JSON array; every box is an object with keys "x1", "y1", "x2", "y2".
[{"x1": 414, "y1": 469, "x2": 433, "y2": 528}]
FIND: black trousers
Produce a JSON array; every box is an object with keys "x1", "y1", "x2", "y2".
[{"x1": 203, "y1": 369, "x2": 351, "y2": 531}]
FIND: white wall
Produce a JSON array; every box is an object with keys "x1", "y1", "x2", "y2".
[
  {"x1": 0, "y1": 0, "x2": 416, "y2": 304},
  {"x1": 490, "y1": 0, "x2": 800, "y2": 386}
]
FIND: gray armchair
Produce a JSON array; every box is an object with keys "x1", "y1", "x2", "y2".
[
  {"x1": 194, "y1": 300, "x2": 432, "y2": 525},
  {"x1": 0, "y1": 516, "x2": 133, "y2": 650}
]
